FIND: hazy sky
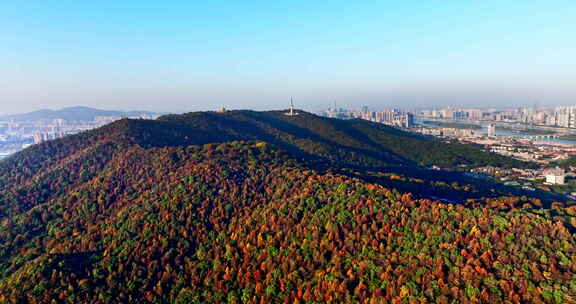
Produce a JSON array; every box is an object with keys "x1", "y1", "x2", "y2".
[{"x1": 1, "y1": 1, "x2": 575, "y2": 114}]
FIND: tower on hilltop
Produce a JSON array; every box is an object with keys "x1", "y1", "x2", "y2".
[{"x1": 285, "y1": 97, "x2": 299, "y2": 116}]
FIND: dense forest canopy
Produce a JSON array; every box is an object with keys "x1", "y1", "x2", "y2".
[
  {"x1": 154, "y1": 110, "x2": 531, "y2": 169},
  {"x1": 0, "y1": 110, "x2": 574, "y2": 303}
]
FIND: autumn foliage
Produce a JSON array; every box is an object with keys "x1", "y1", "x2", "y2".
[{"x1": 0, "y1": 112, "x2": 573, "y2": 303}]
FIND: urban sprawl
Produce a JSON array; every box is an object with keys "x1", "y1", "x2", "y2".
[
  {"x1": 320, "y1": 105, "x2": 576, "y2": 197},
  {"x1": 0, "y1": 114, "x2": 158, "y2": 159}
]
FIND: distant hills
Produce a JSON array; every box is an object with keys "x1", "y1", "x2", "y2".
[
  {"x1": 0, "y1": 109, "x2": 574, "y2": 303},
  {"x1": 0, "y1": 106, "x2": 160, "y2": 121}
]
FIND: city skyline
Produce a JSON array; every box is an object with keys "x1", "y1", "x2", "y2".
[
  {"x1": 2, "y1": 102, "x2": 576, "y2": 117},
  {"x1": 2, "y1": 1, "x2": 576, "y2": 114}
]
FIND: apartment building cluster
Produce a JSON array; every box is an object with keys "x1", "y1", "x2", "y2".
[
  {"x1": 416, "y1": 127, "x2": 479, "y2": 138},
  {"x1": 420, "y1": 108, "x2": 507, "y2": 121},
  {"x1": 551, "y1": 106, "x2": 576, "y2": 128},
  {"x1": 0, "y1": 114, "x2": 158, "y2": 157},
  {"x1": 33, "y1": 131, "x2": 67, "y2": 144},
  {"x1": 319, "y1": 107, "x2": 415, "y2": 128},
  {"x1": 420, "y1": 106, "x2": 576, "y2": 129},
  {"x1": 350, "y1": 108, "x2": 414, "y2": 128}
]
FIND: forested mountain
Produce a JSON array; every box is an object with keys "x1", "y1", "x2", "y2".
[
  {"x1": 155, "y1": 110, "x2": 529, "y2": 169},
  {"x1": 0, "y1": 110, "x2": 574, "y2": 303}
]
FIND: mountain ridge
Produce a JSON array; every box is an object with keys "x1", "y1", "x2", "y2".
[
  {"x1": 1, "y1": 109, "x2": 556, "y2": 207},
  {"x1": 0, "y1": 110, "x2": 575, "y2": 303},
  {"x1": 0, "y1": 106, "x2": 160, "y2": 122}
]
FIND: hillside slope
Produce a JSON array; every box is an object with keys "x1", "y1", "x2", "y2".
[
  {"x1": 0, "y1": 142, "x2": 574, "y2": 303},
  {"x1": 156, "y1": 110, "x2": 528, "y2": 169},
  {"x1": 0, "y1": 110, "x2": 551, "y2": 205},
  {"x1": 0, "y1": 111, "x2": 574, "y2": 303}
]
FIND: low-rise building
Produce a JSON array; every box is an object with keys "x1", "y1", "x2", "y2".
[{"x1": 543, "y1": 167, "x2": 566, "y2": 185}]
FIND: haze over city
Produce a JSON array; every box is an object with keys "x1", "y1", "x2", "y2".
[{"x1": 2, "y1": 1, "x2": 575, "y2": 114}]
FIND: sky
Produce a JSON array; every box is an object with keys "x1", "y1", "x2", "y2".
[{"x1": 1, "y1": 1, "x2": 575, "y2": 114}]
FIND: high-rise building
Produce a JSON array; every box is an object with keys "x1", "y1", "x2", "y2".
[
  {"x1": 487, "y1": 124, "x2": 496, "y2": 137},
  {"x1": 404, "y1": 113, "x2": 414, "y2": 128},
  {"x1": 467, "y1": 109, "x2": 483, "y2": 121},
  {"x1": 554, "y1": 106, "x2": 576, "y2": 128},
  {"x1": 452, "y1": 111, "x2": 469, "y2": 120},
  {"x1": 349, "y1": 109, "x2": 413, "y2": 128}
]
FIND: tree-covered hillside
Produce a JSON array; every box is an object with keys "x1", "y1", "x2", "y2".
[
  {"x1": 1, "y1": 111, "x2": 542, "y2": 205},
  {"x1": 155, "y1": 110, "x2": 530, "y2": 169},
  {"x1": 0, "y1": 142, "x2": 574, "y2": 303},
  {"x1": 0, "y1": 111, "x2": 573, "y2": 303}
]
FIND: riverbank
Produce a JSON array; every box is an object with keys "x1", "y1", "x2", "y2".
[
  {"x1": 496, "y1": 126, "x2": 556, "y2": 136},
  {"x1": 417, "y1": 116, "x2": 576, "y2": 133},
  {"x1": 422, "y1": 120, "x2": 482, "y2": 130},
  {"x1": 416, "y1": 117, "x2": 576, "y2": 145},
  {"x1": 560, "y1": 135, "x2": 576, "y2": 141}
]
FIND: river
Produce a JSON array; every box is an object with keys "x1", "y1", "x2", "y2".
[{"x1": 415, "y1": 117, "x2": 576, "y2": 145}]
